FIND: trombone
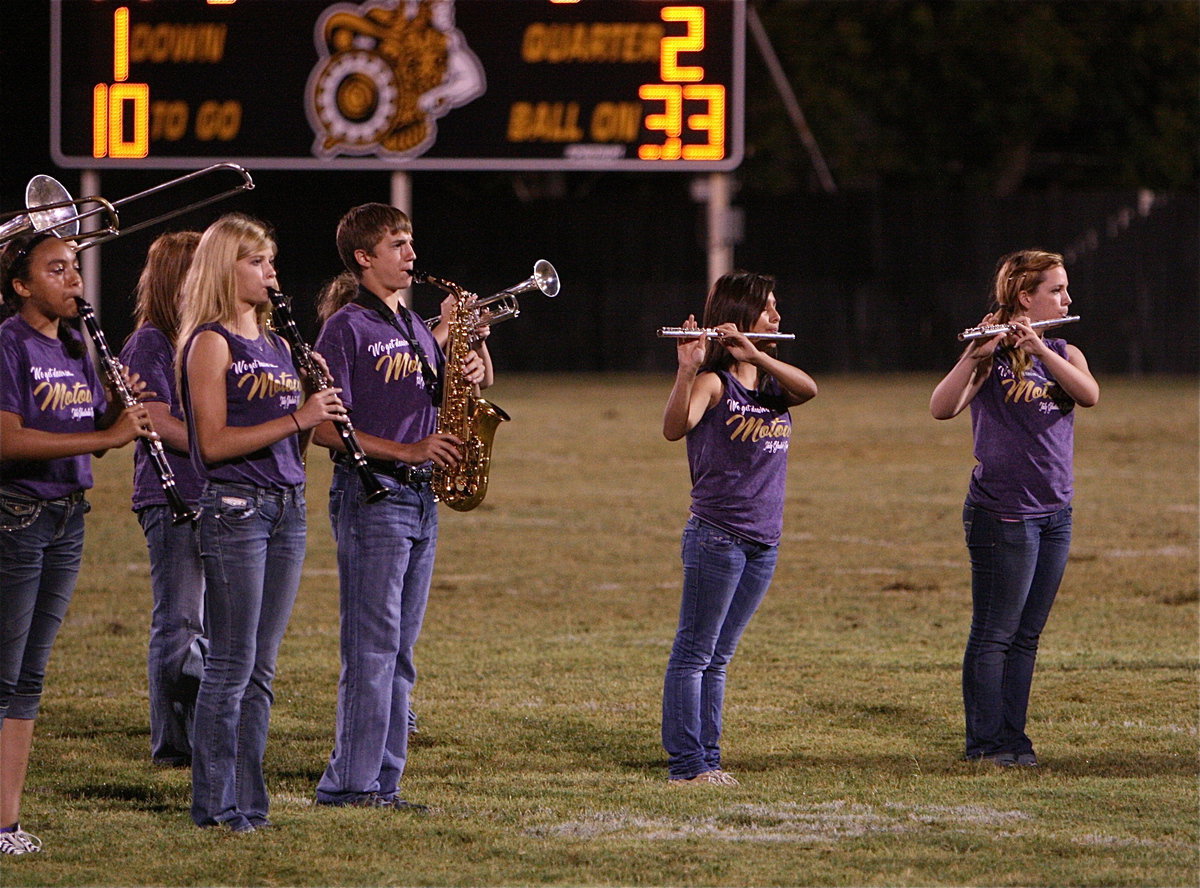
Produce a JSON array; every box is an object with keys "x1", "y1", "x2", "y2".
[
  {"x1": 0, "y1": 162, "x2": 254, "y2": 249},
  {"x1": 423, "y1": 259, "x2": 559, "y2": 327}
]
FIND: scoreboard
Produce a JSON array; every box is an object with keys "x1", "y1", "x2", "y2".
[{"x1": 51, "y1": 0, "x2": 745, "y2": 171}]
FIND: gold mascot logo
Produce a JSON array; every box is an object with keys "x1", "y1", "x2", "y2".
[{"x1": 306, "y1": 0, "x2": 485, "y2": 159}]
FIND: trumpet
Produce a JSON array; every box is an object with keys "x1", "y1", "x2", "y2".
[
  {"x1": 658, "y1": 327, "x2": 796, "y2": 342},
  {"x1": 423, "y1": 259, "x2": 559, "y2": 328},
  {"x1": 1, "y1": 163, "x2": 253, "y2": 249},
  {"x1": 958, "y1": 315, "x2": 1080, "y2": 341}
]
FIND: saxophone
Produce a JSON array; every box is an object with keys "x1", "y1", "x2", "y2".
[{"x1": 410, "y1": 270, "x2": 510, "y2": 511}]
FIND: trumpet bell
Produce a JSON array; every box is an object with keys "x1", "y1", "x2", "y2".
[{"x1": 531, "y1": 259, "x2": 559, "y2": 298}]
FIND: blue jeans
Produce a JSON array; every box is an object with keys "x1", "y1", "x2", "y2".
[
  {"x1": 191, "y1": 481, "x2": 305, "y2": 830},
  {"x1": 962, "y1": 503, "x2": 1072, "y2": 759},
  {"x1": 316, "y1": 465, "x2": 437, "y2": 805},
  {"x1": 662, "y1": 516, "x2": 778, "y2": 779},
  {"x1": 138, "y1": 505, "x2": 206, "y2": 765},
  {"x1": 0, "y1": 492, "x2": 87, "y2": 724}
]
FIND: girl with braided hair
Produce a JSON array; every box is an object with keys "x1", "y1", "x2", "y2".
[{"x1": 931, "y1": 249, "x2": 1099, "y2": 767}]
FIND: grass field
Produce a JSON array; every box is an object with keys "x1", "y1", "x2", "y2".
[{"x1": 6, "y1": 373, "x2": 1197, "y2": 887}]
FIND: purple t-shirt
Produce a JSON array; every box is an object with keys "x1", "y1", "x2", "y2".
[
  {"x1": 180, "y1": 322, "x2": 305, "y2": 488},
  {"x1": 119, "y1": 324, "x2": 204, "y2": 510},
  {"x1": 0, "y1": 314, "x2": 106, "y2": 499},
  {"x1": 686, "y1": 370, "x2": 792, "y2": 546},
  {"x1": 314, "y1": 301, "x2": 441, "y2": 458},
  {"x1": 967, "y1": 338, "x2": 1075, "y2": 515}
]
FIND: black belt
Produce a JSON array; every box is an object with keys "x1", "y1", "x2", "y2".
[
  {"x1": 0, "y1": 487, "x2": 86, "y2": 506},
  {"x1": 49, "y1": 490, "x2": 87, "y2": 506},
  {"x1": 332, "y1": 453, "x2": 433, "y2": 485}
]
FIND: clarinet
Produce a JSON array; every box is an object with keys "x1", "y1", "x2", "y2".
[
  {"x1": 72, "y1": 298, "x2": 198, "y2": 525},
  {"x1": 266, "y1": 288, "x2": 387, "y2": 504}
]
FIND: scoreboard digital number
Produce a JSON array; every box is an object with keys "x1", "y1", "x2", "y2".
[{"x1": 51, "y1": 0, "x2": 745, "y2": 171}]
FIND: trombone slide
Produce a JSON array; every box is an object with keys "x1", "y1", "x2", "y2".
[
  {"x1": 958, "y1": 315, "x2": 1080, "y2": 341},
  {"x1": 75, "y1": 162, "x2": 254, "y2": 250},
  {"x1": 658, "y1": 327, "x2": 795, "y2": 342}
]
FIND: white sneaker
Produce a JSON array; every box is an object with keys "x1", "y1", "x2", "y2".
[
  {"x1": 710, "y1": 769, "x2": 740, "y2": 786},
  {"x1": 669, "y1": 770, "x2": 729, "y2": 786},
  {"x1": 0, "y1": 828, "x2": 43, "y2": 855}
]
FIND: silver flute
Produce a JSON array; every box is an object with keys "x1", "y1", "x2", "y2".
[
  {"x1": 658, "y1": 327, "x2": 795, "y2": 342},
  {"x1": 958, "y1": 315, "x2": 1080, "y2": 341}
]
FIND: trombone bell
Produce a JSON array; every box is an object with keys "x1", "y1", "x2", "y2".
[
  {"x1": 24, "y1": 177, "x2": 80, "y2": 238},
  {"x1": 0, "y1": 175, "x2": 120, "y2": 246}
]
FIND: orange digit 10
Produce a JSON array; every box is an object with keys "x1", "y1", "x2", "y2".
[
  {"x1": 638, "y1": 5, "x2": 726, "y2": 161},
  {"x1": 92, "y1": 6, "x2": 150, "y2": 158}
]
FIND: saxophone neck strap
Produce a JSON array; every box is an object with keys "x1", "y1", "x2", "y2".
[{"x1": 352, "y1": 286, "x2": 443, "y2": 402}]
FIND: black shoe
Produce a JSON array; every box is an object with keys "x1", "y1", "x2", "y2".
[
  {"x1": 317, "y1": 792, "x2": 427, "y2": 812},
  {"x1": 152, "y1": 755, "x2": 191, "y2": 768},
  {"x1": 1015, "y1": 753, "x2": 1039, "y2": 767},
  {"x1": 315, "y1": 793, "x2": 378, "y2": 808},
  {"x1": 387, "y1": 799, "x2": 428, "y2": 812},
  {"x1": 974, "y1": 753, "x2": 1016, "y2": 767}
]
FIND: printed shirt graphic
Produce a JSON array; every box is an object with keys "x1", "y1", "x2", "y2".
[
  {"x1": 686, "y1": 371, "x2": 792, "y2": 546},
  {"x1": 315, "y1": 302, "x2": 441, "y2": 461},
  {"x1": 120, "y1": 324, "x2": 204, "y2": 510},
  {"x1": 0, "y1": 315, "x2": 106, "y2": 498},
  {"x1": 180, "y1": 323, "x2": 305, "y2": 488},
  {"x1": 968, "y1": 338, "x2": 1075, "y2": 515}
]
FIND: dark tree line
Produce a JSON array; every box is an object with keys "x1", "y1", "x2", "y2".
[{"x1": 744, "y1": 0, "x2": 1199, "y2": 195}]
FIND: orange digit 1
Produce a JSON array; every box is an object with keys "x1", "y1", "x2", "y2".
[
  {"x1": 638, "y1": 84, "x2": 683, "y2": 160},
  {"x1": 92, "y1": 84, "x2": 109, "y2": 158},
  {"x1": 113, "y1": 5, "x2": 130, "y2": 80}
]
